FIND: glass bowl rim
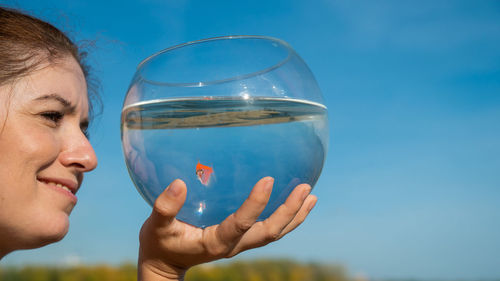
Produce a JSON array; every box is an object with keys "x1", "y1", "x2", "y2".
[{"x1": 136, "y1": 35, "x2": 294, "y2": 87}]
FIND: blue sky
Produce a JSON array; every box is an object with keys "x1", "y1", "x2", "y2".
[{"x1": 2, "y1": 0, "x2": 500, "y2": 280}]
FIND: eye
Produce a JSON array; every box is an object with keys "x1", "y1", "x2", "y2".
[
  {"x1": 81, "y1": 120, "x2": 90, "y2": 139},
  {"x1": 81, "y1": 127, "x2": 90, "y2": 139},
  {"x1": 41, "y1": 111, "x2": 64, "y2": 124}
]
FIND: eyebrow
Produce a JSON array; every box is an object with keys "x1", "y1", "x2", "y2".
[{"x1": 34, "y1": 93, "x2": 73, "y2": 109}]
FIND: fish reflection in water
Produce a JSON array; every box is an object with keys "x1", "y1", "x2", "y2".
[{"x1": 197, "y1": 201, "x2": 206, "y2": 214}]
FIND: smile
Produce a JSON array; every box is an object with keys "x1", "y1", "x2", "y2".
[
  {"x1": 45, "y1": 181, "x2": 73, "y2": 194},
  {"x1": 38, "y1": 177, "x2": 78, "y2": 195}
]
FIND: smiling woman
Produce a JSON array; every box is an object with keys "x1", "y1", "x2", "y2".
[
  {"x1": 0, "y1": 56, "x2": 98, "y2": 255},
  {"x1": 0, "y1": 6, "x2": 317, "y2": 281},
  {"x1": 0, "y1": 7, "x2": 98, "y2": 257}
]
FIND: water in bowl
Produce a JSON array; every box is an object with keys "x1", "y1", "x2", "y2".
[{"x1": 121, "y1": 97, "x2": 328, "y2": 228}]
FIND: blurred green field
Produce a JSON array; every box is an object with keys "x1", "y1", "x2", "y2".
[{"x1": 0, "y1": 259, "x2": 350, "y2": 281}]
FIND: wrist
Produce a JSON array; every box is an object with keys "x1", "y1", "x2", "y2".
[
  {"x1": 138, "y1": 251, "x2": 187, "y2": 281},
  {"x1": 138, "y1": 264, "x2": 185, "y2": 281}
]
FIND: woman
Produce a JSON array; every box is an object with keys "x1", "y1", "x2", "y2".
[{"x1": 0, "y1": 6, "x2": 317, "y2": 281}]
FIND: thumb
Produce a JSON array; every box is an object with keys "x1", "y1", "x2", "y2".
[{"x1": 151, "y1": 179, "x2": 187, "y2": 224}]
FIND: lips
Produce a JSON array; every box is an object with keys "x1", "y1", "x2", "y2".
[{"x1": 37, "y1": 177, "x2": 79, "y2": 195}]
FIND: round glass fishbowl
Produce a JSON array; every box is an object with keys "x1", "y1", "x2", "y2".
[{"x1": 121, "y1": 36, "x2": 328, "y2": 228}]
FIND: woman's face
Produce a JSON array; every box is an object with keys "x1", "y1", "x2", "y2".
[{"x1": 0, "y1": 57, "x2": 98, "y2": 255}]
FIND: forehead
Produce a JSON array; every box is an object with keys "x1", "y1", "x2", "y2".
[{"x1": 6, "y1": 57, "x2": 89, "y2": 113}]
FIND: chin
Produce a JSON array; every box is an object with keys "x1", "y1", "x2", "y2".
[
  {"x1": 41, "y1": 215, "x2": 70, "y2": 245},
  {"x1": 1, "y1": 199, "x2": 74, "y2": 255},
  {"x1": 21, "y1": 213, "x2": 71, "y2": 250}
]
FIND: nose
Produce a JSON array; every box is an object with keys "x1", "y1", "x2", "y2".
[{"x1": 59, "y1": 129, "x2": 98, "y2": 172}]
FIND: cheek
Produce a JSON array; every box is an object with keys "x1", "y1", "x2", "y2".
[
  {"x1": 15, "y1": 128, "x2": 61, "y2": 169},
  {"x1": 0, "y1": 127, "x2": 59, "y2": 202},
  {"x1": 0, "y1": 126, "x2": 61, "y2": 202}
]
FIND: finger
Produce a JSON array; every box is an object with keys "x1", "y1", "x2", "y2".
[
  {"x1": 224, "y1": 184, "x2": 312, "y2": 255},
  {"x1": 151, "y1": 179, "x2": 187, "y2": 225},
  {"x1": 216, "y1": 177, "x2": 274, "y2": 243},
  {"x1": 261, "y1": 183, "x2": 312, "y2": 239},
  {"x1": 277, "y1": 194, "x2": 317, "y2": 238}
]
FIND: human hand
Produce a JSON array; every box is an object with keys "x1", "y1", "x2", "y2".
[{"x1": 137, "y1": 177, "x2": 317, "y2": 281}]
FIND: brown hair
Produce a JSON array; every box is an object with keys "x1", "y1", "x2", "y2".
[{"x1": 0, "y1": 6, "x2": 101, "y2": 122}]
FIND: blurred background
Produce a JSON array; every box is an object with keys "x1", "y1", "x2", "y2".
[{"x1": 1, "y1": 0, "x2": 499, "y2": 280}]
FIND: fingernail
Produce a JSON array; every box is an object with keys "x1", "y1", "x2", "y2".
[
  {"x1": 264, "y1": 177, "x2": 274, "y2": 193},
  {"x1": 307, "y1": 198, "x2": 317, "y2": 212},
  {"x1": 166, "y1": 182, "x2": 181, "y2": 197},
  {"x1": 302, "y1": 185, "x2": 312, "y2": 200}
]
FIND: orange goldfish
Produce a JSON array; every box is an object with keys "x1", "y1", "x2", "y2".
[{"x1": 196, "y1": 161, "x2": 214, "y2": 186}]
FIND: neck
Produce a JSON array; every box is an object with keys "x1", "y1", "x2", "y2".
[
  {"x1": 0, "y1": 233, "x2": 14, "y2": 260},
  {"x1": 0, "y1": 249, "x2": 8, "y2": 260}
]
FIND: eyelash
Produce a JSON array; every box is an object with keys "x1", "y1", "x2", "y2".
[
  {"x1": 82, "y1": 127, "x2": 90, "y2": 139},
  {"x1": 41, "y1": 111, "x2": 64, "y2": 124}
]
